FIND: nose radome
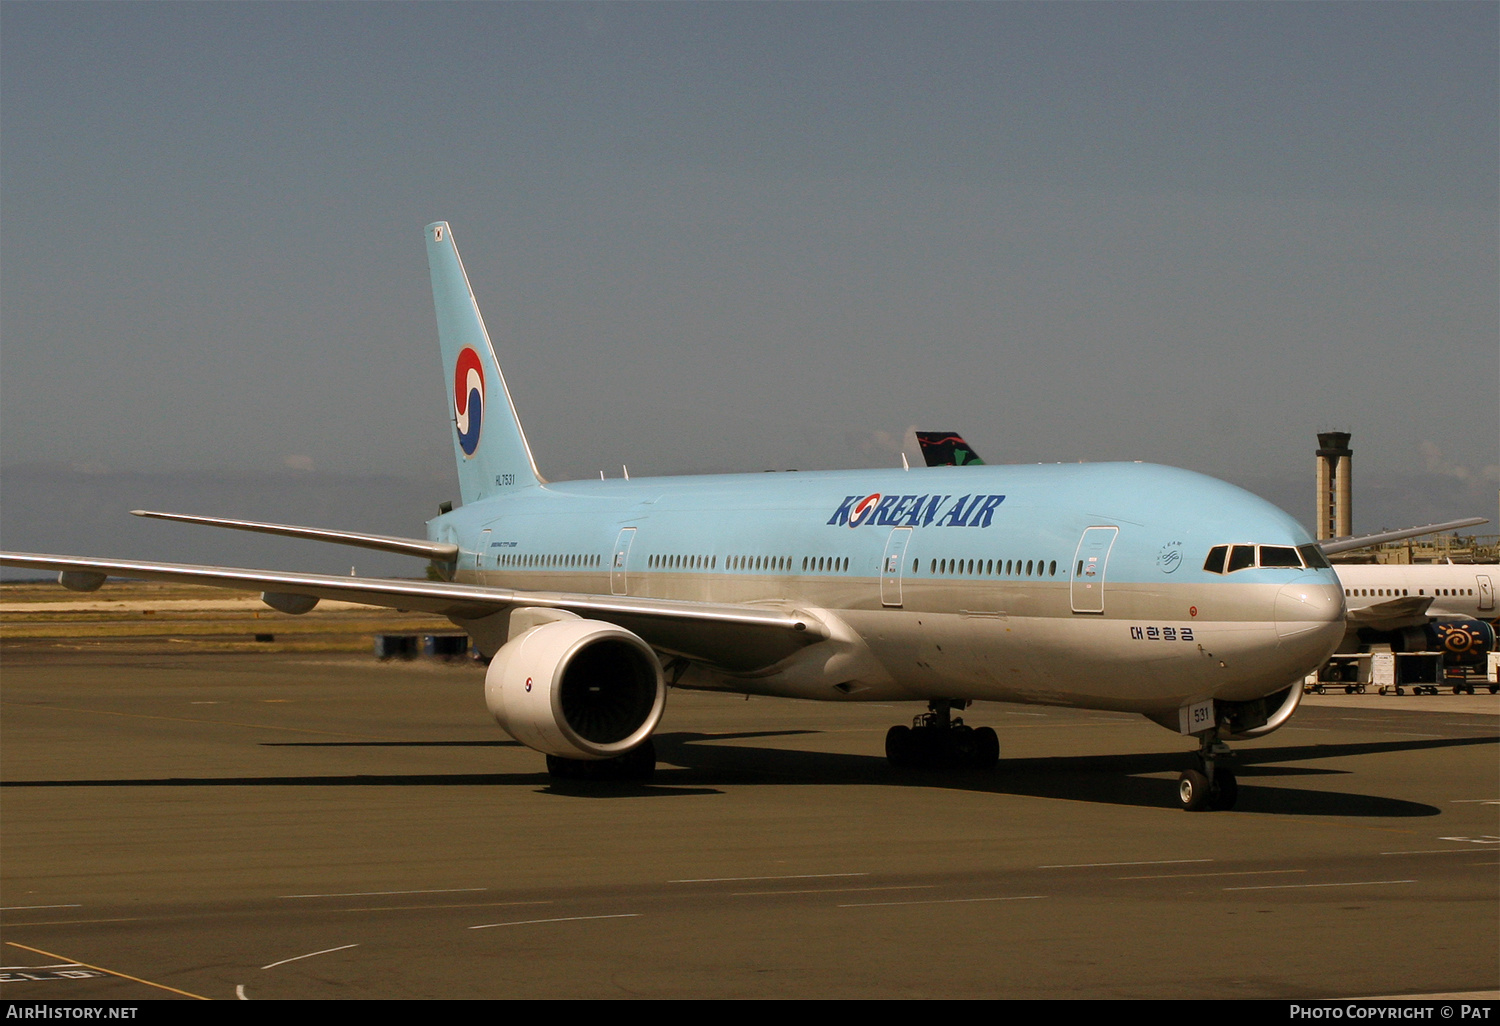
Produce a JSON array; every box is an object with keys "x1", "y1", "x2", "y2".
[{"x1": 1275, "y1": 581, "x2": 1345, "y2": 638}]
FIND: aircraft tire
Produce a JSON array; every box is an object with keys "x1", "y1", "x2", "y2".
[
  {"x1": 545, "y1": 737, "x2": 656, "y2": 783},
  {"x1": 616, "y1": 737, "x2": 657, "y2": 782},
  {"x1": 1209, "y1": 770, "x2": 1238, "y2": 811},
  {"x1": 1178, "y1": 769, "x2": 1213, "y2": 812},
  {"x1": 948, "y1": 725, "x2": 978, "y2": 768},
  {"x1": 973, "y1": 726, "x2": 1000, "y2": 770},
  {"x1": 885, "y1": 725, "x2": 913, "y2": 767},
  {"x1": 545, "y1": 754, "x2": 579, "y2": 779}
]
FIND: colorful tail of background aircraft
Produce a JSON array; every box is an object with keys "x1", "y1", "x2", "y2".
[{"x1": 914, "y1": 432, "x2": 986, "y2": 467}]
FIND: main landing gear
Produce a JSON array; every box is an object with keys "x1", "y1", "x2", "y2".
[
  {"x1": 546, "y1": 738, "x2": 657, "y2": 783},
  {"x1": 1178, "y1": 736, "x2": 1238, "y2": 812},
  {"x1": 886, "y1": 700, "x2": 1000, "y2": 771}
]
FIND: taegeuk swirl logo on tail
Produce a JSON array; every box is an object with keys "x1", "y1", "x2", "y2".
[{"x1": 454, "y1": 347, "x2": 484, "y2": 456}]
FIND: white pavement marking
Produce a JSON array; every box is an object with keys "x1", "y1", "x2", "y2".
[
  {"x1": 260, "y1": 944, "x2": 359, "y2": 970},
  {"x1": 840, "y1": 895, "x2": 1047, "y2": 908},
  {"x1": 1040, "y1": 859, "x2": 1212, "y2": 869},
  {"x1": 732, "y1": 885, "x2": 935, "y2": 897},
  {"x1": 336, "y1": 900, "x2": 550, "y2": 913},
  {"x1": 279, "y1": 888, "x2": 487, "y2": 899},
  {"x1": 1223, "y1": 880, "x2": 1415, "y2": 891},
  {"x1": 1380, "y1": 848, "x2": 1484, "y2": 855},
  {"x1": 669, "y1": 872, "x2": 868, "y2": 883},
  {"x1": 236, "y1": 985, "x2": 248, "y2": 1000},
  {"x1": 1119, "y1": 869, "x2": 1306, "y2": 880},
  {"x1": 1, "y1": 904, "x2": 82, "y2": 911},
  {"x1": 0, "y1": 964, "x2": 82, "y2": 970},
  {"x1": 6, "y1": 942, "x2": 207, "y2": 1000},
  {"x1": 470, "y1": 914, "x2": 640, "y2": 930}
]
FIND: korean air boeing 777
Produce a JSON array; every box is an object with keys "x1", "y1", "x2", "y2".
[{"x1": 1, "y1": 223, "x2": 1349, "y2": 811}]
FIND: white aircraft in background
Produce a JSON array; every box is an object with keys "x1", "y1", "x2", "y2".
[{"x1": 1334, "y1": 562, "x2": 1496, "y2": 629}]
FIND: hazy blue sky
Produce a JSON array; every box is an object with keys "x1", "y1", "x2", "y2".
[{"x1": 2, "y1": 2, "x2": 1495, "y2": 574}]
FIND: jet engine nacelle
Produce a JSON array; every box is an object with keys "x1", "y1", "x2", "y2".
[
  {"x1": 1423, "y1": 619, "x2": 1496, "y2": 666},
  {"x1": 485, "y1": 618, "x2": 666, "y2": 760},
  {"x1": 1362, "y1": 619, "x2": 1497, "y2": 666}
]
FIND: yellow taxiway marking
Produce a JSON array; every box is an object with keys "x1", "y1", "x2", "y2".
[{"x1": 5, "y1": 941, "x2": 209, "y2": 1000}]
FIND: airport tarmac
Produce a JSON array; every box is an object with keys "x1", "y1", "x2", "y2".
[{"x1": 1, "y1": 647, "x2": 1496, "y2": 1000}]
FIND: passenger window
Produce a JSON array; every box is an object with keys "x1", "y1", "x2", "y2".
[{"x1": 1227, "y1": 545, "x2": 1256, "y2": 572}]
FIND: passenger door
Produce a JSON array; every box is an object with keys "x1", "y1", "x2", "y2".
[
  {"x1": 610, "y1": 528, "x2": 636, "y2": 596},
  {"x1": 476, "y1": 529, "x2": 490, "y2": 576},
  {"x1": 1070, "y1": 526, "x2": 1118, "y2": 614},
  {"x1": 881, "y1": 527, "x2": 913, "y2": 607}
]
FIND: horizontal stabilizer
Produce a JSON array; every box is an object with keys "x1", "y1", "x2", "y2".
[
  {"x1": 131, "y1": 510, "x2": 459, "y2": 562},
  {"x1": 1319, "y1": 517, "x2": 1488, "y2": 555}
]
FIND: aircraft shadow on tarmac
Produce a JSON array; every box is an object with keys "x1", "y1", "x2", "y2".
[
  {"x1": 258, "y1": 740, "x2": 525, "y2": 747},
  {"x1": 642, "y1": 730, "x2": 1496, "y2": 817},
  {"x1": 3, "y1": 731, "x2": 1492, "y2": 815}
]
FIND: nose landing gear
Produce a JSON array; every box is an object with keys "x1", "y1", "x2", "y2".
[
  {"x1": 886, "y1": 700, "x2": 1000, "y2": 771},
  {"x1": 1178, "y1": 737, "x2": 1238, "y2": 811}
]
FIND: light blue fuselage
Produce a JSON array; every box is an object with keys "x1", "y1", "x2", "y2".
[{"x1": 429, "y1": 461, "x2": 1345, "y2": 720}]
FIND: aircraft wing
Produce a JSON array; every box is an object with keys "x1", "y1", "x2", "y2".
[
  {"x1": 0, "y1": 552, "x2": 829, "y2": 670},
  {"x1": 1344, "y1": 594, "x2": 1435, "y2": 632},
  {"x1": 1318, "y1": 518, "x2": 1488, "y2": 555}
]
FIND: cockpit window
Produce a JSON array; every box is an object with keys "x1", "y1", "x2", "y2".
[
  {"x1": 1207, "y1": 542, "x2": 1328, "y2": 573},
  {"x1": 1298, "y1": 543, "x2": 1330, "y2": 569},
  {"x1": 1226, "y1": 545, "x2": 1256, "y2": 572},
  {"x1": 1259, "y1": 545, "x2": 1302, "y2": 568}
]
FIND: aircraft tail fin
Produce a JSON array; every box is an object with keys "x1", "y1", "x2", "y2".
[
  {"x1": 425, "y1": 222, "x2": 544, "y2": 504},
  {"x1": 915, "y1": 432, "x2": 986, "y2": 467}
]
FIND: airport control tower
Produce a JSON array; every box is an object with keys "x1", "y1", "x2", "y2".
[{"x1": 1316, "y1": 431, "x2": 1353, "y2": 541}]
